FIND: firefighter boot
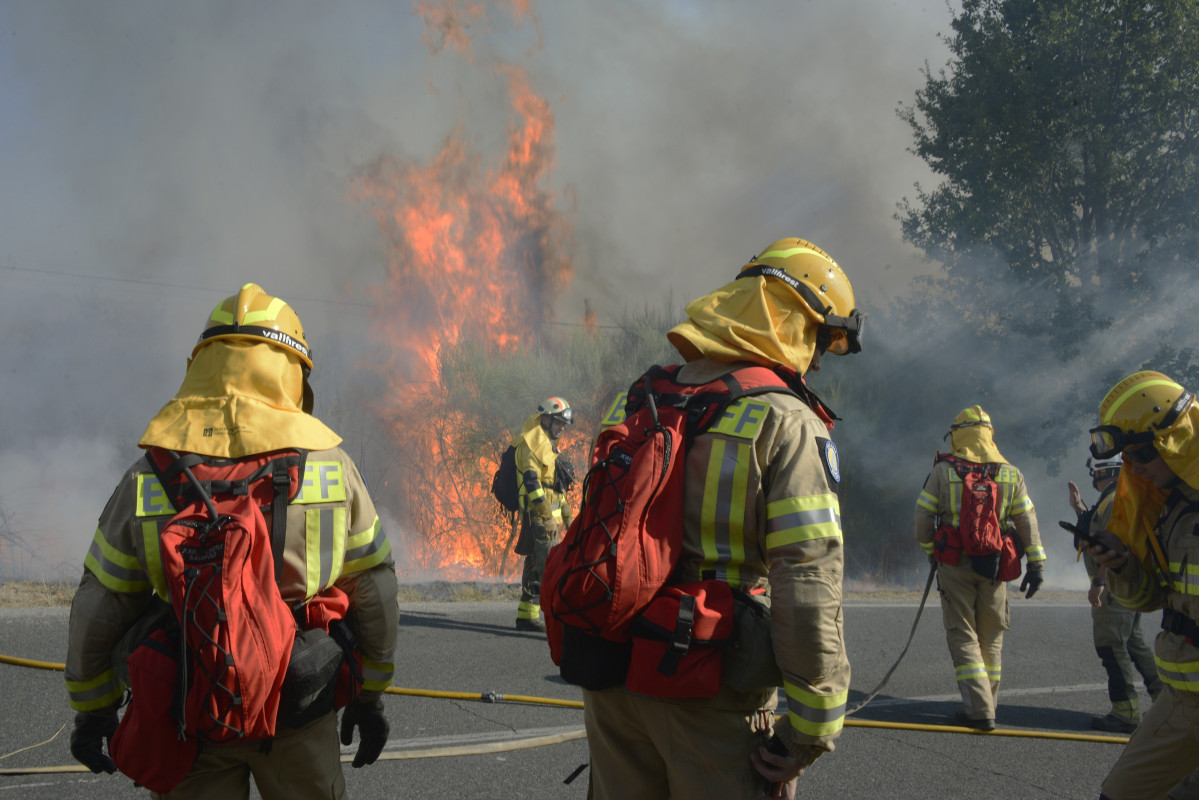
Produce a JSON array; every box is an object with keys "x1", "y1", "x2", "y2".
[{"x1": 1091, "y1": 700, "x2": 1138, "y2": 733}]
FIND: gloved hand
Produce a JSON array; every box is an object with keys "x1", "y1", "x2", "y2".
[
  {"x1": 1020, "y1": 564, "x2": 1044, "y2": 599},
  {"x1": 69, "y1": 711, "x2": 118, "y2": 774},
  {"x1": 340, "y1": 696, "x2": 389, "y2": 768}
]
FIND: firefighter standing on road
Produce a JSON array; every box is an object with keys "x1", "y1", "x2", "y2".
[
  {"x1": 914, "y1": 406, "x2": 1046, "y2": 731},
  {"x1": 65, "y1": 284, "x2": 399, "y2": 798},
  {"x1": 1086, "y1": 371, "x2": 1199, "y2": 800},
  {"x1": 513, "y1": 397, "x2": 575, "y2": 631},
  {"x1": 1067, "y1": 456, "x2": 1162, "y2": 734},
  {"x1": 582, "y1": 237, "x2": 860, "y2": 799}
]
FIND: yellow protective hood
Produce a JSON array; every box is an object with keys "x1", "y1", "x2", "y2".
[
  {"x1": 948, "y1": 406, "x2": 1006, "y2": 464},
  {"x1": 517, "y1": 412, "x2": 557, "y2": 464},
  {"x1": 1107, "y1": 399, "x2": 1199, "y2": 567},
  {"x1": 139, "y1": 340, "x2": 342, "y2": 458},
  {"x1": 667, "y1": 275, "x2": 816, "y2": 370}
]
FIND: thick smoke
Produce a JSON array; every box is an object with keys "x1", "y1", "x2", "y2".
[{"x1": 1, "y1": 1, "x2": 969, "y2": 580}]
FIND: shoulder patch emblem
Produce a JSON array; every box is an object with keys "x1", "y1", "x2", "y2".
[{"x1": 821, "y1": 438, "x2": 841, "y2": 484}]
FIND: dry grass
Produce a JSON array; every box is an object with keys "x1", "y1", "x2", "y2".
[{"x1": 0, "y1": 580, "x2": 77, "y2": 608}]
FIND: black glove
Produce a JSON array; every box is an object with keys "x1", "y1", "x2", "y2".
[
  {"x1": 69, "y1": 711, "x2": 118, "y2": 774},
  {"x1": 1019, "y1": 564, "x2": 1044, "y2": 599},
  {"x1": 340, "y1": 697, "x2": 389, "y2": 768}
]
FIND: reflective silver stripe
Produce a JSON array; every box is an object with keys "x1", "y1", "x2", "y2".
[
  {"x1": 360, "y1": 657, "x2": 394, "y2": 692},
  {"x1": 783, "y1": 681, "x2": 847, "y2": 738},
  {"x1": 317, "y1": 508, "x2": 335, "y2": 591},
  {"x1": 65, "y1": 669, "x2": 124, "y2": 712},
  {"x1": 343, "y1": 517, "x2": 389, "y2": 574},
  {"x1": 1155, "y1": 655, "x2": 1199, "y2": 691}
]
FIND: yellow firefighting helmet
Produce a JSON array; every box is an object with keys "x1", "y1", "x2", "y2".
[
  {"x1": 1091, "y1": 371, "x2": 1195, "y2": 459},
  {"x1": 949, "y1": 405, "x2": 992, "y2": 435},
  {"x1": 192, "y1": 283, "x2": 313, "y2": 369},
  {"x1": 537, "y1": 397, "x2": 574, "y2": 424},
  {"x1": 738, "y1": 237, "x2": 863, "y2": 354}
]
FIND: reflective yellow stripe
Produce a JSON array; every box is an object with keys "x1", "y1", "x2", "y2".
[
  {"x1": 241, "y1": 297, "x2": 286, "y2": 325},
  {"x1": 343, "y1": 517, "x2": 390, "y2": 575},
  {"x1": 765, "y1": 494, "x2": 841, "y2": 549},
  {"x1": 760, "y1": 245, "x2": 826, "y2": 261},
  {"x1": 698, "y1": 439, "x2": 725, "y2": 576},
  {"x1": 920, "y1": 541, "x2": 935, "y2": 555},
  {"x1": 1025, "y1": 545, "x2": 1046, "y2": 562},
  {"x1": 1103, "y1": 377, "x2": 1182, "y2": 426},
  {"x1": 516, "y1": 600, "x2": 540, "y2": 619},
  {"x1": 783, "y1": 681, "x2": 847, "y2": 738},
  {"x1": 1155, "y1": 654, "x2": 1199, "y2": 691},
  {"x1": 916, "y1": 490, "x2": 939, "y2": 513},
  {"x1": 360, "y1": 657, "x2": 394, "y2": 693},
  {"x1": 1010, "y1": 495, "x2": 1034, "y2": 516},
  {"x1": 83, "y1": 528, "x2": 150, "y2": 594},
  {"x1": 135, "y1": 474, "x2": 171, "y2": 517},
  {"x1": 600, "y1": 393, "x2": 628, "y2": 428},
  {"x1": 956, "y1": 662, "x2": 987, "y2": 680},
  {"x1": 66, "y1": 669, "x2": 125, "y2": 712},
  {"x1": 296, "y1": 462, "x2": 347, "y2": 504},
  {"x1": 141, "y1": 520, "x2": 168, "y2": 599},
  {"x1": 1169, "y1": 561, "x2": 1199, "y2": 595}
]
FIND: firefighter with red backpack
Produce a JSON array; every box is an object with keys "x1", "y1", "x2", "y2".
[
  {"x1": 551, "y1": 237, "x2": 861, "y2": 800},
  {"x1": 65, "y1": 283, "x2": 399, "y2": 798},
  {"x1": 914, "y1": 406, "x2": 1046, "y2": 731},
  {"x1": 512, "y1": 397, "x2": 575, "y2": 631}
]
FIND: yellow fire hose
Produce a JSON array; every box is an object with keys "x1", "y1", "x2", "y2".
[{"x1": 0, "y1": 651, "x2": 1129, "y2": 777}]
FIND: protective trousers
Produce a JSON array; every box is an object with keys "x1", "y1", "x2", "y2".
[
  {"x1": 518, "y1": 517, "x2": 554, "y2": 620},
  {"x1": 937, "y1": 561, "x2": 1009, "y2": 721},
  {"x1": 582, "y1": 684, "x2": 777, "y2": 800},
  {"x1": 1092, "y1": 599, "x2": 1162, "y2": 718},
  {"x1": 151, "y1": 710, "x2": 345, "y2": 800},
  {"x1": 1100, "y1": 684, "x2": 1199, "y2": 800}
]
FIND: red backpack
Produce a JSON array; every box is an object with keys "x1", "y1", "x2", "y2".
[
  {"x1": 540, "y1": 364, "x2": 800, "y2": 692},
  {"x1": 110, "y1": 448, "x2": 306, "y2": 792},
  {"x1": 933, "y1": 453, "x2": 1021, "y2": 581}
]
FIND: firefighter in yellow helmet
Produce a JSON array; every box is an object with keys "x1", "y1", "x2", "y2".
[
  {"x1": 1085, "y1": 371, "x2": 1199, "y2": 800},
  {"x1": 581, "y1": 237, "x2": 859, "y2": 799},
  {"x1": 65, "y1": 284, "x2": 399, "y2": 798},
  {"x1": 513, "y1": 396, "x2": 575, "y2": 631},
  {"x1": 1067, "y1": 456, "x2": 1161, "y2": 733},
  {"x1": 913, "y1": 405, "x2": 1045, "y2": 731}
]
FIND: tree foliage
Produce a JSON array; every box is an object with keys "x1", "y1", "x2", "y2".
[{"x1": 899, "y1": 0, "x2": 1199, "y2": 354}]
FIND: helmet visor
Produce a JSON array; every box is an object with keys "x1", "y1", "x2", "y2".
[{"x1": 1088, "y1": 425, "x2": 1155, "y2": 459}]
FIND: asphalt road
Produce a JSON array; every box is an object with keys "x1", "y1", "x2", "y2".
[{"x1": 0, "y1": 594, "x2": 1156, "y2": 799}]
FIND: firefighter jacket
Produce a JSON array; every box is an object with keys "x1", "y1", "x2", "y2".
[
  {"x1": 1105, "y1": 482, "x2": 1199, "y2": 695},
  {"x1": 1080, "y1": 485, "x2": 1117, "y2": 589},
  {"x1": 914, "y1": 458, "x2": 1046, "y2": 568},
  {"x1": 664, "y1": 358, "x2": 850, "y2": 755},
  {"x1": 514, "y1": 413, "x2": 569, "y2": 528},
  {"x1": 65, "y1": 446, "x2": 399, "y2": 714}
]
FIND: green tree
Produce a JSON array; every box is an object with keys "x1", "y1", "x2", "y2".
[{"x1": 898, "y1": 0, "x2": 1199, "y2": 356}]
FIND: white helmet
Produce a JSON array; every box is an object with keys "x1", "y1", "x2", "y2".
[
  {"x1": 537, "y1": 397, "x2": 573, "y2": 424},
  {"x1": 1086, "y1": 456, "x2": 1121, "y2": 481}
]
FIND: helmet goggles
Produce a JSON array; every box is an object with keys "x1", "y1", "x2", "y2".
[
  {"x1": 738, "y1": 265, "x2": 863, "y2": 354},
  {"x1": 1090, "y1": 387, "x2": 1194, "y2": 458}
]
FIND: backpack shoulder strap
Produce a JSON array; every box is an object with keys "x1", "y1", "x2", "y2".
[{"x1": 144, "y1": 446, "x2": 308, "y2": 589}]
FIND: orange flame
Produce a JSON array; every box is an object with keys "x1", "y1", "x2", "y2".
[{"x1": 354, "y1": 1, "x2": 573, "y2": 581}]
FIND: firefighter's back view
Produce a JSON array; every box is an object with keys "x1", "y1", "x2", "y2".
[
  {"x1": 65, "y1": 283, "x2": 399, "y2": 799},
  {"x1": 581, "y1": 237, "x2": 862, "y2": 799}
]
